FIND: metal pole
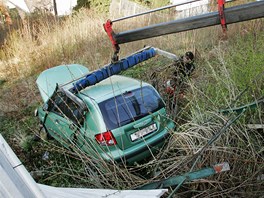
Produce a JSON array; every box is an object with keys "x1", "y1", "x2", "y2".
[
  {"x1": 154, "y1": 48, "x2": 179, "y2": 61},
  {"x1": 53, "y1": 0, "x2": 58, "y2": 16},
  {"x1": 112, "y1": 0, "x2": 203, "y2": 22}
]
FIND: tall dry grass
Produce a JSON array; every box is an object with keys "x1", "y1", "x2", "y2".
[
  {"x1": 0, "y1": 8, "x2": 209, "y2": 80},
  {"x1": 0, "y1": 11, "x2": 111, "y2": 79}
]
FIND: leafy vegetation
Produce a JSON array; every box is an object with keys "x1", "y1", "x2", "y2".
[
  {"x1": 74, "y1": 0, "x2": 111, "y2": 12},
  {"x1": 131, "y1": 0, "x2": 170, "y2": 8},
  {"x1": 0, "y1": 3, "x2": 263, "y2": 197}
]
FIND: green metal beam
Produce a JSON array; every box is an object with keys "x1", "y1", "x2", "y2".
[
  {"x1": 136, "y1": 163, "x2": 230, "y2": 190},
  {"x1": 219, "y1": 97, "x2": 264, "y2": 114}
]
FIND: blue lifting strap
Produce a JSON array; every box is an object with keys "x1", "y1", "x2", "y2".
[{"x1": 70, "y1": 48, "x2": 156, "y2": 93}]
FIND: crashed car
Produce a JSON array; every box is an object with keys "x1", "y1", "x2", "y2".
[{"x1": 35, "y1": 64, "x2": 175, "y2": 164}]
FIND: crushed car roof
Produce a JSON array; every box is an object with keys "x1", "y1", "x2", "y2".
[{"x1": 36, "y1": 64, "x2": 89, "y2": 102}]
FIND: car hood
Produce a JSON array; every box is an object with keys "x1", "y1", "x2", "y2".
[{"x1": 36, "y1": 64, "x2": 89, "y2": 102}]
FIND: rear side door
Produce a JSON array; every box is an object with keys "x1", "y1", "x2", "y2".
[
  {"x1": 44, "y1": 92, "x2": 85, "y2": 149},
  {"x1": 45, "y1": 113, "x2": 75, "y2": 148}
]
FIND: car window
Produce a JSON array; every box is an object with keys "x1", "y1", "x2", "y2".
[
  {"x1": 48, "y1": 92, "x2": 84, "y2": 126},
  {"x1": 98, "y1": 86, "x2": 165, "y2": 130}
]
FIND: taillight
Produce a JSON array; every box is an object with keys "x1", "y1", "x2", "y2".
[{"x1": 95, "y1": 131, "x2": 117, "y2": 146}]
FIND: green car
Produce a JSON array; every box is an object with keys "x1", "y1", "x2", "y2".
[{"x1": 35, "y1": 64, "x2": 175, "y2": 164}]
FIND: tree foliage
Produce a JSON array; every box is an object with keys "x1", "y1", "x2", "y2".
[
  {"x1": 74, "y1": 0, "x2": 91, "y2": 10},
  {"x1": 74, "y1": 0, "x2": 110, "y2": 12},
  {"x1": 132, "y1": 0, "x2": 170, "y2": 8}
]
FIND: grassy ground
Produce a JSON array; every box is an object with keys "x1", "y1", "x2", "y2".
[{"x1": 0, "y1": 6, "x2": 263, "y2": 197}]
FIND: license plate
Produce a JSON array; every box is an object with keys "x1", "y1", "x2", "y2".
[{"x1": 130, "y1": 124, "x2": 157, "y2": 141}]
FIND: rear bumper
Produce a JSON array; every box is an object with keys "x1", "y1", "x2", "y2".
[
  {"x1": 102, "y1": 121, "x2": 175, "y2": 164},
  {"x1": 115, "y1": 132, "x2": 170, "y2": 164}
]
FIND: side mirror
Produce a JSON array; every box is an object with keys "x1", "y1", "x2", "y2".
[{"x1": 34, "y1": 109, "x2": 38, "y2": 117}]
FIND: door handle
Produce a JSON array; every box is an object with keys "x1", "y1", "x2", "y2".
[
  {"x1": 55, "y1": 119, "x2": 60, "y2": 124},
  {"x1": 69, "y1": 123, "x2": 77, "y2": 131}
]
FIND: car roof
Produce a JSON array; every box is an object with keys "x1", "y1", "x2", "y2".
[{"x1": 78, "y1": 75, "x2": 150, "y2": 103}]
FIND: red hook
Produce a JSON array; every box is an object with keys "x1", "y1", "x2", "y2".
[
  {"x1": 103, "y1": 20, "x2": 120, "y2": 61},
  {"x1": 218, "y1": 0, "x2": 227, "y2": 33}
]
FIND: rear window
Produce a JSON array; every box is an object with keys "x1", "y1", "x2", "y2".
[{"x1": 98, "y1": 86, "x2": 165, "y2": 130}]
